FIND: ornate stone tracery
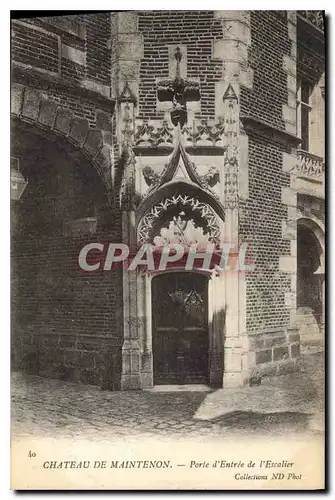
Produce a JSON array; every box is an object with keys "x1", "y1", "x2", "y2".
[{"x1": 137, "y1": 194, "x2": 221, "y2": 244}]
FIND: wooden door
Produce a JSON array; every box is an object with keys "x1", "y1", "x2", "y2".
[{"x1": 152, "y1": 272, "x2": 208, "y2": 384}]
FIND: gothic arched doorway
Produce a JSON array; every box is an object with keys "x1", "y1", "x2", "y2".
[{"x1": 152, "y1": 272, "x2": 209, "y2": 385}]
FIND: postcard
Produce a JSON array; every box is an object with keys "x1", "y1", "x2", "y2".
[{"x1": 11, "y1": 9, "x2": 325, "y2": 490}]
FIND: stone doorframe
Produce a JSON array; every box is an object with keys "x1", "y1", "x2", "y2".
[
  {"x1": 297, "y1": 215, "x2": 325, "y2": 332},
  {"x1": 137, "y1": 268, "x2": 224, "y2": 389},
  {"x1": 120, "y1": 207, "x2": 250, "y2": 390}
]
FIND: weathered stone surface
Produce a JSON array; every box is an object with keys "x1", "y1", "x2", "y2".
[
  {"x1": 264, "y1": 335, "x2": 286, "y2": 348},
  {"x1": 273, "y1": 346, "x2": 289, "y2": 361},
  {"x1": 37, "y1": 99, "x2": 58, "y2": 128},
  {"x1": 11, "y1": 84, "x2": 24, "y2": 115},
  {"x1": 68, "y1": 118, "x2": 89, "y2": 146},
  {"x1": 54, "y1": 108, "x2": 73, "y2": 135},
  {"x1": 21, "y1": 88, "x2": 41, "y2": 121},
  {"x1": 290, "y1": 343, "x2": 300, "y2": 358},
  {"x1": 255, "y1": 349, "x2": 272, "y2": 365},
  {"x1": 83, "y1": 129, "x2": 103, "y2": 156}
]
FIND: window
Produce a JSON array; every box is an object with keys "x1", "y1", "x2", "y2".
[{"x1": 297, "y1": 79, "x2": 312, "y2": 151}]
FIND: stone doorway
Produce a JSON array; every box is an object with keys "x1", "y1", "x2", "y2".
[
  {"x1": 152, "y1": 272, "x2": 209, "y2": 385},
  {"x1": 297, "y1": 221, "x2": 324, "y2": 344}
]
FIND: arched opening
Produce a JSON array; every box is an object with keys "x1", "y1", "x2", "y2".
[
  {"x1": 123, "y1": 182, "x2": 226, "y2": 390},
  {"x1": 297, "y1": 220, "x2": 324, "y2": 344},
  {"x1": 11, "y1": 123, "x2": 122, "y2": 388},
  {"x1": 152, "y1": 271, "x2": 209, "y2": 385}
]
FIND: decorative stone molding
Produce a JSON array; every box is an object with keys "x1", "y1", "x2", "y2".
[
  {"x1": 241, "y1": 116, "x2": 301, "y2": 147},
  {"x1": 296, "y1": 150, "x2": 324, "y2": 182},
  {"x1": 298, "y1": 11, "x2": 324, "y2": 31},
  {"x1": 11, "y1": 83, "x2": 114, "y2": 195},
  {"x1": 135, "y1": 119, "x2": 174, "y2": 148},
  {"x1": 137, "y1": 194, "x2": 221, "y2": 244},
  {"x1": 134, "y1": 118, "x2": 228, "y2": 150}
]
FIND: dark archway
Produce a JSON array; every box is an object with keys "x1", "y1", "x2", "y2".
[
  {"x1": 11, "y1": 124, "x2": 123, "y2": 389},
  {"x1": 297, "y1": 223, "x2": 323, "y2": 333}
]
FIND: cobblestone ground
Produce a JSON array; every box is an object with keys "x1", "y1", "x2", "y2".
[{"x1": 11, "y1": 350, "x2": 324, "y2": 442}]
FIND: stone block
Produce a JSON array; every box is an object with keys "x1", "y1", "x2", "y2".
[
  {"x1": 285, "y1": 122, "x2": 297, "y2": 135},
  {"x1": 21, "y1": 88, "x2": 41, "y2": 121},
  {"x1": 221, "y1": 20, "x2": 251, "y2": 44},
  {"x1": 285, "y1": 291, "x2": 296, "y2": 308},
  {"x1": 279, "y1": 255, "x2": 297, "y2": 273},
  {"x1": 249, "y1": 336, "x2": 265, "y2": 350},
  {"x1": 38, "y1": 99, "x2": 58, "y2": 128},
  {"x1": 79, "y1": 368, "x2": 98, "y2": 386},
  {"x1": 61, "y1": 44, "x2": 86, "y2": 65},
  {"x1": 264, "y1": 335, "x2": 286, "y2": 348},
  {"x1": 214, "y1": 11, "x2": 250, "y2": 25},
  {"x1": 81, "y1": 351, "x2": 95, "y2": 369},
  {"x1": 11, "y1": 84, "x2": 24, "y2": 115},
  {"x1": 213, "y1": 39, "x2": 247, "y2": 63},
  {"x1": 282, "y1": 152, "x2": 297, "y2": 174},
  {"x1": 224, "y1": 349, "x2": 242, "y2": 372},
  {"x1": 287, "y1": 205, "x2": 297, "y2": 221},
  {"x1": 282, "y1": 187, "x2": 297, "y2": 207},
  {"x1": 54, "y1": 108, "x2": 73, "y2": 135},
  {"x1": 111, "y1": 12, "x2": 138, "y2": 34},
  {"x1": 115, "y1": 34, "x2": 144, "y2": 60},
  {"x1": 94, "y1": 144, "x2": 112, "y2": 179},
  {"x1": 290, "y1": 343, "x2": 300, "y2": 358},
  {"x1": 83, "y1": 129, "x2": 103, "y2": 156},
  {"x1": 290, "y1": 239, "x2": 297, "y2": 257},
  {"x1": 222, "y1": 371, "x2": 245, "y2": 389},
  {"x1": 289, "y1": 332, "x2": 299, "y2": 342},
  {"x1": 273, "y1": 346, "x2": 289, "y2": 361},
  {"x1": 255, "y1": 349, "x2": 272, "y2": 365},
  {"x1": 287, "y1": 89, "x2": 297, "y2": 108},
  {"x1": 68, "y1": 118, "x2": 89, "y2": 146},
  {"x1": 96, "y1": 111, "x2": 112, "y2": 131},
  {"x1": 291, "y1": 273, "x2": 297, "y2": 292},
  {"x1": 283, "y1": 55, "x2": 296, "y2": 76},
  {"x1": 282, "y1": 219, "x2": 296, "y2": 240},
  {"x1": 287, "y1": 75, "x2": 297, "y2": 93},
  {"x1": 63, "y1": 349, "x2": 81, "y2": 366},
  {"x1": 81, "y1": 79, "x2": 111, "y2": 98},
  {"x1": 282, "y1": 104, "x2": 296, "y2": 125},
  {"x1": 240, "y1": 68, "x2": 254, "y2": 89}
]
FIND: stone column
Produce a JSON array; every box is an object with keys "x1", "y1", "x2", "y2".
[
  {"x1": 140, "y1": 273, "x2": 154, "y2": 388},
  {"x1": 110, "y1": 13, "x2": 144, "y2": 390},
  {"x1": 208, "y1": 275, "x2": 225, "y2": 387},
  {"x1": 213, "y1": 11, "x2": 252, "y2": 388}
]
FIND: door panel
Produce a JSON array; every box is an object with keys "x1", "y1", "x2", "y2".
[{"x1": 152, "y1": 272, "x2": 208, "y2": 384}]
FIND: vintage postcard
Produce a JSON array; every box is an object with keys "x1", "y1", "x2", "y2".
[{"x1": 10, "y1": 10, "x2": 325, "y2": 490}]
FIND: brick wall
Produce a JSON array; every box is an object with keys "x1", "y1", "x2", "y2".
[
  {"x1": 240, "y1": 134, "x2": 291, "y2": 334},
  {"x1": 84, "y1": 13, "x2": 111, "y2": 85},
  {"x1": 240, "y1": 11, "x2": 291, "y2": 129},
  {"x1": 11, "y1": 15, "x2": 112, "y2": 128},
  {"x1": 137, "y1": 11, "x2": 223, "y2": 119},
  {"x1": 11, "y1": 132, "x2": 123, "y2": 389}
]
